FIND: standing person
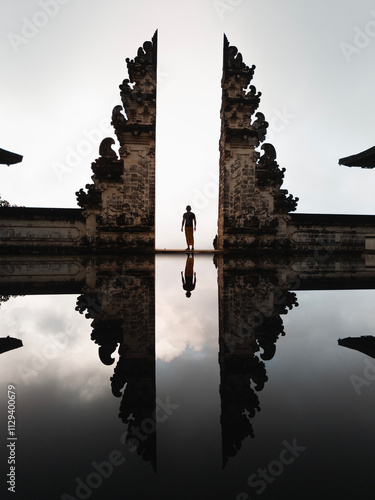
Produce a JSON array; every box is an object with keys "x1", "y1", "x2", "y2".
[{"x1": 181, "y1": 205, "x2": 196, "y2": 251}]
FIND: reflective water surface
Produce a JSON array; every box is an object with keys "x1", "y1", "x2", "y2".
[{"x1": 1, "y1": 254, "x2": 375, "y2": 499}]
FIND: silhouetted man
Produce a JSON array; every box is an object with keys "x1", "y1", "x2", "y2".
[{"x1": 181, "y1": 205, "x2": 196, "y2": 251}]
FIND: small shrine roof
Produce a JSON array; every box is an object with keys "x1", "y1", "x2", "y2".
[
  {"x1": 0, "y1": 148, "x2": 23, "y2": 165},
  {"x1": 339, "y1": 145, "x2": 375, "y2": 168}
]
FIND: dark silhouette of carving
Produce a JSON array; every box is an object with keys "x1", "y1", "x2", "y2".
[
  {"x1": 75, "y1": 184, "x2": 102, "y2": 209},
  {"x1": 99, "y1": 137, "x2": 118, "y2": 159},
  {"x1": 217, "y1": 255, "x2": 298, "y2": 466},
  {"x1": 111, "y1": 104, "x2": 126, "y2": 131},
  {"x1": 224, "y1": 34, "x2": 255, "y2": 79},
  {"x1": 75, "y1": 258, "x2": 156, "y2": 470},
  {"x1": 244, "y1": 85, "x2": 262, "y2": 110},
  {"x1": 256, "y1": 143, "x2": 285, "y2": 188},
  {"x1": 110, "y1": 350, "x2": 156, "y2": 470},
  {"x1": 251, "y1": 112, "x2": 269, "y2": 143}
]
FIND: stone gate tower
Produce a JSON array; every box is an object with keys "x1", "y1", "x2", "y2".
[
  {"x1": 216, "y1": 36, "x2": 298, "y2": 251},
  {"x1": 76, "y1": 32, "x2": 157, "y2": 251}
]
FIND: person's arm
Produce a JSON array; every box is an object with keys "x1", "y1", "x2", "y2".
[
  {"x1": 193, "y1": 216, "x2": 196, "y2": 231},
  {"x1": 181, "y1": 218, "x2": 185, "y2": 231}
]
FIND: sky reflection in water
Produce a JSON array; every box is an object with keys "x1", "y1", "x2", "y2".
[{"x1": 0, "y1": 255, "x2": 375, "y2": 499}]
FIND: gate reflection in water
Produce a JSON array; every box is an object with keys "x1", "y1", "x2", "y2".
[{"x1": 0, "y1": 254, "x2": 375, "y2": 499}]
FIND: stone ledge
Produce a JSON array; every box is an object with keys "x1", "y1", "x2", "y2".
[
  {"x1": 0, "y1": 207, "x2": 84, "y2": 221},
  {"x1": 290, "y1": 213, "x2": 375, "y2": 226}
]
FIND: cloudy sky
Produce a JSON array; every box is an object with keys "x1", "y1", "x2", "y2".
[{"x1": 1, "y1": 0, "x2": 375, "y2": 249}]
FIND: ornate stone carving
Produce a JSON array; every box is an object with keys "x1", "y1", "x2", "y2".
[
  {"x1": 251, "y1": 112, "x2": 269, "y2": 143},
  {"x1": 76, "y1": 137, "x2": 123, "y2": 211},
  {"x1": 256, "y1": 143, "x2": 285, "y2": 187},
  {"x1": 111, "y1": 105, "x2": 126, "y2": 132},
  {"x1": 99, "y1": 137, "x2": 118, "y2": 159},
  {"x1": 274, "y1": 190, "x2": 299, "y2": 213},
  {"x1": 224, "y1": 35, "x2": 255, "y2": 80},
  {"x1": 76, "y1": 184, "x2": 101, "y2": 209},
  {"x1": 112, "y1": 31, "x2": 157, "y2": 139}
]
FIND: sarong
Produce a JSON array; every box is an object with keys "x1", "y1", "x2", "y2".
[
  {"x1": 185, "y1": 255, "x2": 194, "y2": 277},
  {"x1": 185, "y1": 227, "x2": 194, "y2": 246}
]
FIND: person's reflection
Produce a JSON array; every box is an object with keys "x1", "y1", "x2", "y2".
[{"x1": 181, "y1": 254, "x2": 196, "y2": 298}]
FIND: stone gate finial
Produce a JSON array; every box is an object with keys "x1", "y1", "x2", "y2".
[{"x1": 113, "y1": 30, "x2": 158, "y2": 138}]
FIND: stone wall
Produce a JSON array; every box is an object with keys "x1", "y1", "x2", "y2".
[
  {"x1": 288, "y1": 213, "x2": 375, "y2": 254},
  {"x1": 0, "y1": 207, "x2": 86, "y2": 253}
]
